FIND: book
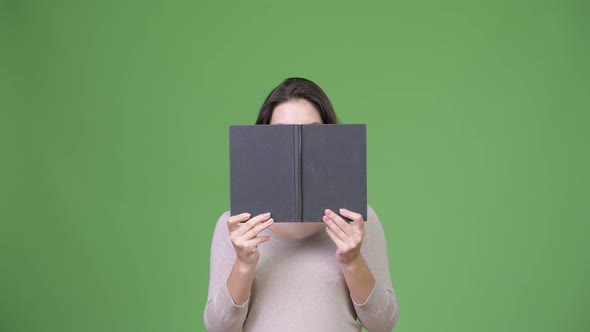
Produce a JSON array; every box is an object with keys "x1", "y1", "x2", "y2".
[{"x1": 229, "y1": 124, "x2": 367, "y2": 222}]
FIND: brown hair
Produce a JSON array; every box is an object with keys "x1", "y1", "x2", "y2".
[{"x1": 255, "y1": 77, "x2": 339, "y2": 124}]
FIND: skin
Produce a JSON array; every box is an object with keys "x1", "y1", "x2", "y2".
[{"x1": 226, "y1": 99, "x2": 376, "y2": 306}]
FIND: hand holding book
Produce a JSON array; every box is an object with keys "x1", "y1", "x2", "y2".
[
  {"x1": 226, "y1": 212, "x2": 274, "y2": 268},
  {"x1": 322, "y1": 207, "x2": 377, "y2": 305},
  {"x1": 322, "y1": 208, "x2": 365, "y2": 264},
  {"x1": 224, "y1": 211, "x2": 275, "y2": 306}
]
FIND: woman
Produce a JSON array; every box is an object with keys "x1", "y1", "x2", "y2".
[{"x1": 204, "y1": 78, "x2": 399, "y2": 332}]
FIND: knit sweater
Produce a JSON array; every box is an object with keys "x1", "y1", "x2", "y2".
[{"x1": 204, "y1": 205, "x2": 399, "y2": 332}]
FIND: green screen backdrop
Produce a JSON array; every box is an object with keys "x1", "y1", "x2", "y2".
[{"x1": 1, "y1": 1, "x2": 589, "y2": 331}]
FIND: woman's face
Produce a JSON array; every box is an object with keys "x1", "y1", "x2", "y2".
[{"x1": 268, "y1": 98, "x2": 326, "y2": 239}]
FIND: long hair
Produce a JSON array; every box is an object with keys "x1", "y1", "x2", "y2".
[{"x1": 255, "y1": 77, "x2": 339, "y2": 124}]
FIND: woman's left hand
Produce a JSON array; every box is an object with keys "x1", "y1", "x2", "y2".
[{"x1": 322, "y1": 208, "x2": 365, "y2": 265}]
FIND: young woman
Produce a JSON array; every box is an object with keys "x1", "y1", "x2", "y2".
[{"x1": 204, "y1": 78, "x2": 399, "y2": 332}]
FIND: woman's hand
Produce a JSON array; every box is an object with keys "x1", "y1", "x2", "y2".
[
  {"x1": 227, "y1": 212, "x2": 274, "y2": 268},
  {"x1": 322, "y1": 208, "x2": 365, "y2": 265}
]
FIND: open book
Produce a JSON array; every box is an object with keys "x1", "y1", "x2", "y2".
[{"x1": 230, "y1": 124, "x2": 367, "y2": 222}]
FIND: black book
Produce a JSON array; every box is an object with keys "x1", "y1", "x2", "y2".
[{"x1": 230, "y1": 124, "x2": 367, "y2": 222}]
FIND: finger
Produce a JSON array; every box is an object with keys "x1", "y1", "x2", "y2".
[
  {"x1": 325, "y1": 209, "x2": 354, "y2": 236},
  {"x1": 325, "y1": 225, "x2": 346, "y2": 248},
  {"x1": 241, "y1": 218, "x2": 274, "y2": 240},
  {"x1": 227, "y1": 212, "x2": 251, "y2": 232},
  {"x1": 246, "y1": 235, "x2": 271, "y2": 248},
  {"x1": 340, "y1": 208, "x2": 365, "y2": 231},
  {"x1": 323, "y1": 214, "x2": 349, "y2": 242},
  {"x1": 233, "y1": 212, "x2": 271, "y2": 237}
]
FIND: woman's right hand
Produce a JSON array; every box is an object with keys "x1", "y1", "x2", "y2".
[{"x1": 227, "y1": 212, "x2": 274, "y2": 268}]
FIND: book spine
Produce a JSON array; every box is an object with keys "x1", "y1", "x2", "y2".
[{"x1": 294, "y1": 125, "x2": 302, "y2": 221}]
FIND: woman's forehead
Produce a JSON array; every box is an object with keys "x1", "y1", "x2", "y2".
[{"x1": 270, "y1": 99, "x2": 323, "y2": 125}]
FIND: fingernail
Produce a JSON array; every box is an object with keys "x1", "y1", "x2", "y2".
[
  {"x1": 244, "y1": 213, "x2": 251, "y2": 218},
  {"x1": 325, "y1": 209, "x2": 330, "y2": 215},
  {"x1": 339, "y1": 208, "x2": 345, "y2": 213},
  {"x1": 264, "y1": 212, "x2": 271, "y2": 217},
  {"x1": 267, "y1": 218, "x2": 274, "y2": 223}
]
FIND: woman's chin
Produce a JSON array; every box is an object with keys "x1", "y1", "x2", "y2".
[{"x1": 269, "y1": 222, "x2": 325, "y2": 239}]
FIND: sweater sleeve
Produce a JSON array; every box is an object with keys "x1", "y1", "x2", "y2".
[
  {"x1": 352, "y1": 205, "x2": 400, "y2": 332},
  {"x1": 203, "y1": 211, "x2": 249, "y2": 332}
]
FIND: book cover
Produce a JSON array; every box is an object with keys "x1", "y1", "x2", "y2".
[{"x1": 230, "y1": 124, "x2": 367, "y2": 222}]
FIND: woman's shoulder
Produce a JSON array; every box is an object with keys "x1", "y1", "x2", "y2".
[
  {"x1": 365, "y1": 204, "x2": 386, "y2": 235},
  {"x1": 219, "y1": 210, "x2": 231, "y2": 220},
  {"x1": 211, "y1": 211, "x2": 231, "y2": 244},
  {"x1": 366, "y1": 204, "x2": 381, "y2": 222},
  {"x1": 215, "y1": 211, "x2": 231, "y2": 226}
]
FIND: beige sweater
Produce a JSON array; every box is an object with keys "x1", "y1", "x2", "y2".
[{"x1": 204, "y1": 205, "x2": 399, "y2": 332}]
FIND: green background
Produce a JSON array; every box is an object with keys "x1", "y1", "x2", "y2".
[{"x1": 2, "y1": 0, "x2": 589, "y2": 331}]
